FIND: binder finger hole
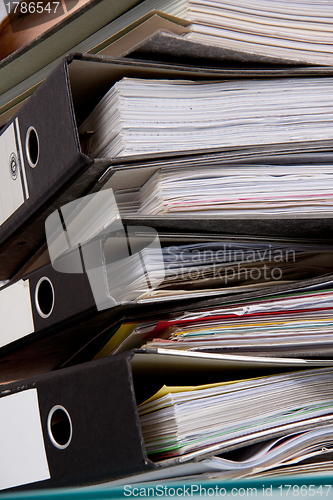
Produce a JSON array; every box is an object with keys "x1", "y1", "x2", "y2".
[
  {"x1": 26, "y1": 126, "x2": 39, "y2": 167},
  {"x1": 35, "y1": 277, "x2": 54, "y2": 318},
  {"x1": 47, "y1": 406, "x2": 72, "y2": 450}
]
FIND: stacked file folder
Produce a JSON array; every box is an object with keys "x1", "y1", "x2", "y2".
[
  {"x1": 2, "y1": 0, "x2": 333, "y2": 494},
  {"x1": 99, "y1": 288, "x2": 333, "y2": 358},
  {"x1": 116, "y1": 165, "x2": 333, "y2": 218},
  {"x1": 139, "y1": 368, "x2": 333, "y2": 459}
]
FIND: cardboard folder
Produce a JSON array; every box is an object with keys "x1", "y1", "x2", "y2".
[
  {"x1": 2, "y1": 349, "x2": 333, "y2": 492},
  {"x1": 3, "y1": 54, "x2": 333, "y2": 280}
]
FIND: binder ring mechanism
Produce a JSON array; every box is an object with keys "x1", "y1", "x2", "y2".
[
  {"x1": 47, "y1": 405, "x2": 73, "y2": 450},
  {"x1": 25, "y1": 126, "x2": 39, "y2": 168}
]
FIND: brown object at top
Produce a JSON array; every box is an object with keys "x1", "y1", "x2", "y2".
[{"x1": 0, "y1": 0, "x2": 91, "y2": 61}]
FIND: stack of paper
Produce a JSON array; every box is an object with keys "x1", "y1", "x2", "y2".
[
  {"x1": 80, "y1": 77, "x2": 333, "y2": 159},
  {"x1": 182, "y1": 0, "x2": 333, "y2": 65},
  {"x1": 138, "y1": 368, "x2": 333, "y2": 460},
  {"x1": 116, "y1": 165, "x2": 333, "y2": 218},
  {"x1": 104, "y1": 288, "x2": 333, "y2": 356},
  {"x1": 100, "y1": 427, "x2": 333, "y2": 483},
  {"x1": 163, "y1": 428, "x2": 333, "y2": 481},
  {"x1": 105, "y1": 236, "x2": 333, "y2": 302}
]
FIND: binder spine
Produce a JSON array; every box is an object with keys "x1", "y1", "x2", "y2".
[{"x1": 0, "y1": 354, "x2": 155, "y2": 490}]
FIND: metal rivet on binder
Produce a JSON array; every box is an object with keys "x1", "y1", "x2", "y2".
[{"x1": 9, "y1": 152, "x2": 18, "y2": 180}]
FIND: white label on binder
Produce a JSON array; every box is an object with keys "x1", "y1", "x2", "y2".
[
  {"x1": 0, "y1": 279, "x2": 35, "y2": 347},
  {"x1": 0, "y1": 389, "x2": 50, "y2": 490},
  {"x1": 0, "y1": 122, "x2": 26, "y2": 225}
]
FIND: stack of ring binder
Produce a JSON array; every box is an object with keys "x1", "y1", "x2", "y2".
[{"x1": 1, "y1": 0, "x2": 333, "y2": 493}]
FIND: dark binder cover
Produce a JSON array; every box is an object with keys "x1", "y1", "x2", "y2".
[{"x1": 2, "y1": 54, "x2": 333, "y2": 280}]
